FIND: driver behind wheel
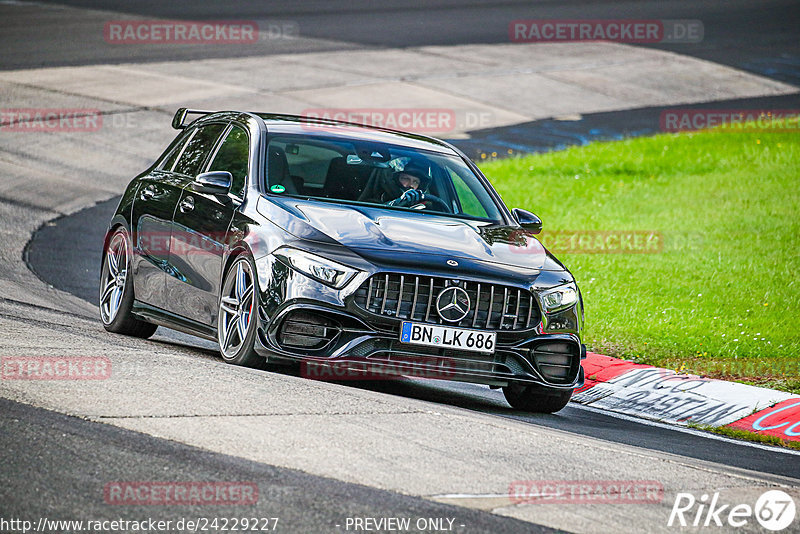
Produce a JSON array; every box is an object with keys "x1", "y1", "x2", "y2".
[{"x1": 382, "y1": 162, "x2": 430, "y2": 207}]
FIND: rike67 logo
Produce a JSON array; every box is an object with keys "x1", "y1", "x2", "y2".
[{"x1": 669, "y1": 490, "x2": 796, "y2": 531}]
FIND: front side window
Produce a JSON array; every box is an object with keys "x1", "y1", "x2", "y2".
[
  {"x1": 208, "y1": 125, "x2": 249, "y2": 198},
  {"x1": 158, "y1": 131, "x2": 191, "y2": 171},
  {"x1": 265, "y1": 135, "x2": 504, "y2": 223},
  {"x1": 173, "y1": 123, "x2": 226, "y2": 177}
]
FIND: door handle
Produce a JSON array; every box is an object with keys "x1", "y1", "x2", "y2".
[
  {"x1": 179, "y1": 195, "x2": 195, "y2": 213},
  {"x1": 140, "y1": 184, "x2": 157, "y2": 201}
]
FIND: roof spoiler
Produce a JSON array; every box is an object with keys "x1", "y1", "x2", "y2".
[{"x1": 171, "y1": 108, "x2": 214, "y2": 129}]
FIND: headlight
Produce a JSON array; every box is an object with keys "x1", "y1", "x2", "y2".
[
  {"x1": 540, "y1": 283, "x2": 578, "y2": 313},
  {"x1": 274, "y1": 247, "x2": 359, "y2": 289}
]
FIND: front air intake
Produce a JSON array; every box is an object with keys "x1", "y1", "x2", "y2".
[
  {"x1": 277, "y1": 311, "x2": 340, "y2": 351},
  {"x1": 531, "y1": 340, "x2": 580, "y2": 384}
]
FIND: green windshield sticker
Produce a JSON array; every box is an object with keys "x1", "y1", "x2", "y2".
[{"x1": 270, "y1": 184, "x2": 286, "y2": 194}]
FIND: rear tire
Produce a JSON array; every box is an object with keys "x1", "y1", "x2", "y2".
[
  {"x1": 217, "y1": 254, "x2": 265, "y2": 369},
  {"x1": 503, "y1": 383, "x2": 572, "y2": 413},
  {"x1": 99, "y1": 227, "x2": 157, "y2": 338}
]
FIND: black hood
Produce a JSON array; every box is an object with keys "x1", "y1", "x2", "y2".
[{"x1": 257, "y1": 196, "x2": 568, "y2": 275}]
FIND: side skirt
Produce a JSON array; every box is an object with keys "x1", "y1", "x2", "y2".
[{"x1": 131, "y1": 301, "x2": 218, "y2": 342}]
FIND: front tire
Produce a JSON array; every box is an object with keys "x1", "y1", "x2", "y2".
[
  {"x1": 217, "y1": 254, "x2": 265, "y2": 369},
  {"x1": 99, "y1": 227, "x2": 157, "y2": 338},
  {"x1": 503, "y1": 383, "x2": 572, "y2": 413}
]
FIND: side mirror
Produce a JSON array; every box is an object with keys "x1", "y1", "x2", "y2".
[
  {"x1": 512, "y1": 208, "x2": 542, "y2": 234},
  {"x1": 192, "y1": 171, "x2": 232, "y2": 195}
]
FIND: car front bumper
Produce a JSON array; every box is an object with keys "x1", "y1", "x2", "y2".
[{"x1": 252, "y1": 254, "x2": 585, "y2": 390}]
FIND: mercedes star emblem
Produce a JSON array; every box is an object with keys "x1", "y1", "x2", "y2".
[{"x1": 436, "y1": 286, "x2": 471, "y2": 322}]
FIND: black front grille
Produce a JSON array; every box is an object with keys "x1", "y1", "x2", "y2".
[{"x1": 353, "y1": 274, "x2": 540, "y2": 331}]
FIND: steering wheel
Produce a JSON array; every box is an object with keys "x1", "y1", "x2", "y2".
[{"x1": 416, "y1": 194, "x2": 451, "y2": 213}]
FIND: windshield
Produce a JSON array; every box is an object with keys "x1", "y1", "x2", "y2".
[{"x1": 265, "y1": 134, "x2": 504, "y2": 223}]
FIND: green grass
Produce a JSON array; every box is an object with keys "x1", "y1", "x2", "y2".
[{"x1": 479, "y1": 129, "x2": 800, "y2": 393}]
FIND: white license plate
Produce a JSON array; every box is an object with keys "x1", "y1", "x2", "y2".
[{"x1": 400, "y1": 321, "x2": 496, "y2": 354}]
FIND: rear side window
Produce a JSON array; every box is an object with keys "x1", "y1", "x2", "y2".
[
  {"x1": 208, "y1": 125, "x2": 249, "y2": 198},
  {"x1": 173, "y1": 123, "x2": 226, "y2": 177}
]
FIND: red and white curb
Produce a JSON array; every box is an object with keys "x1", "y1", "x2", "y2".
[{"x1": 573, "y1": 353, "x2": 800, "y2": 442}]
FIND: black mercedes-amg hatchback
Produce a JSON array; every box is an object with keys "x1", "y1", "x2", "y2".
[{"x1": 100, "y1": 108, "x2": 585, "y2": 412}]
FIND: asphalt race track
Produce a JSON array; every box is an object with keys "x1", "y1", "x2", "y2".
[
  {"x1": 2, "y1": 1, "x2": 800, "y2": 533},
  {"x1": 0, "y1": 399, "x2": 550, "y2": 533}
]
